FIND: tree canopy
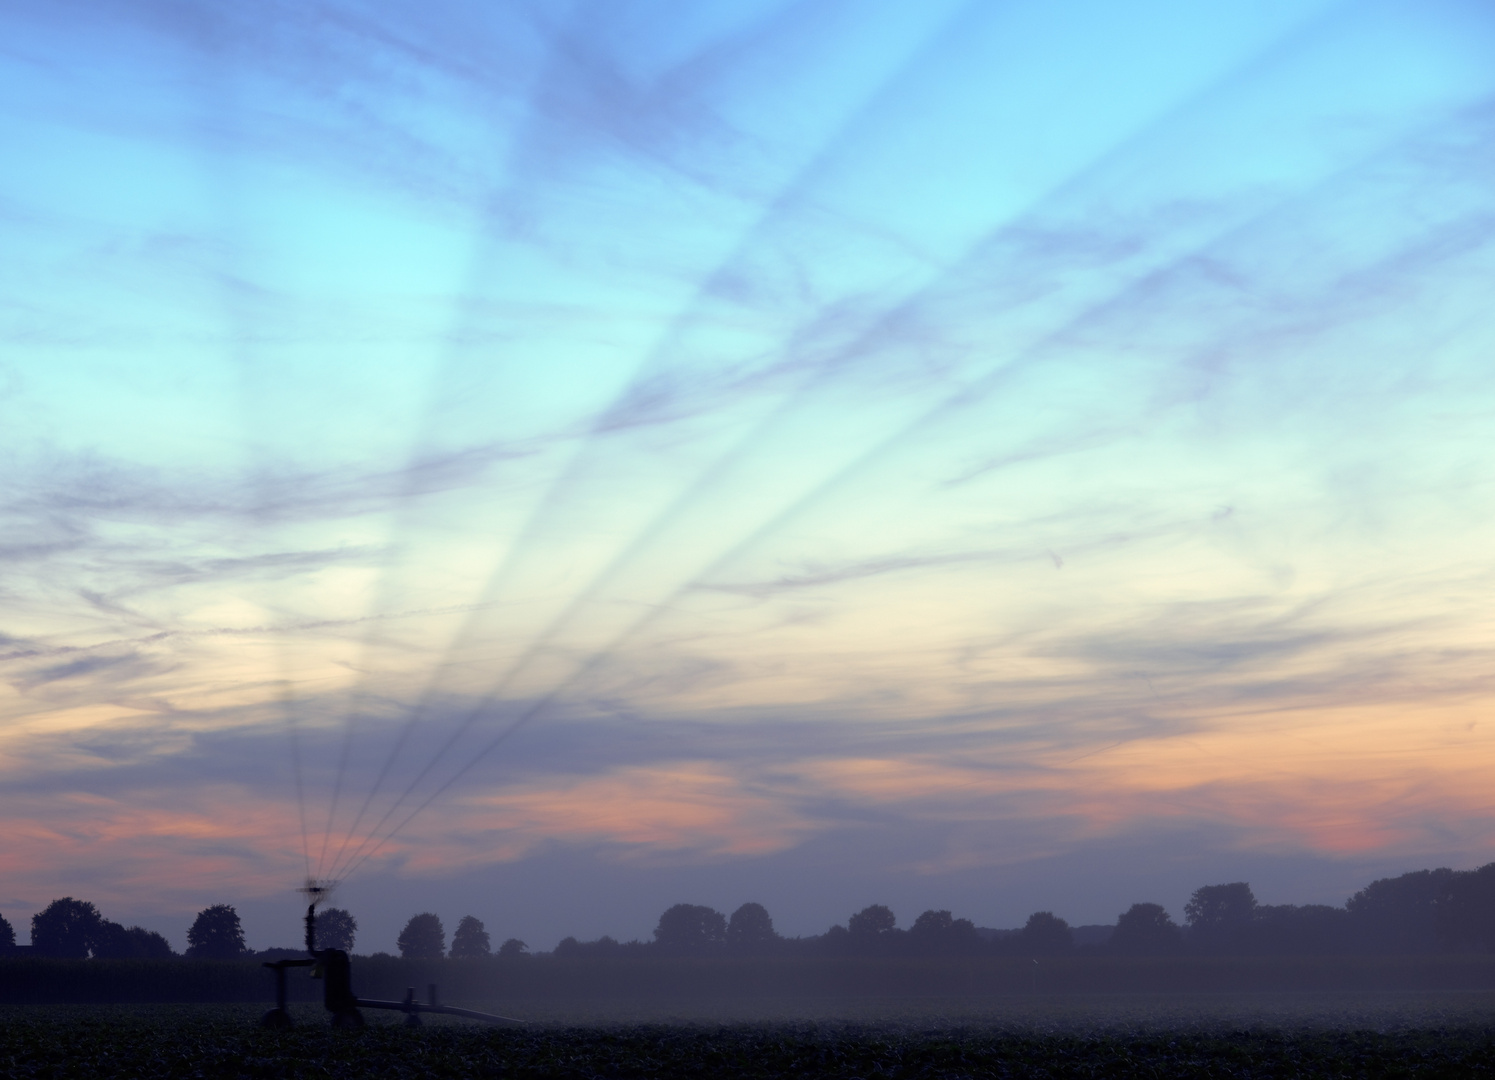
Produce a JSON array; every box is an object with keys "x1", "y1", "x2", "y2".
[
  {"x1": 31, "y1": 898, "x2": 104, "y2": 959},
  {"x1": 1346, "y1": 869, "x2": 1453, "y2": 953},
  {"x1": 848, "y1": 904, "x2": 896, "y2": 937},
  {"x1": 186, "y1": 904, "x2": 245, "y2": 959},
  {"x1": 726, "y1": 903, "x2": 778, "y2": 954},
  {"x1": 1436, "y1": 862, "x2": 1495, "y2": 953},
  {"x1": 1185, "y1": 883, "x2": 1257, "y2": 950},
  {"x1": 1110, "y1": 903, "x2": 1182, "y2": 955},
  {"x1": 450, "y1": 915, "x2": 491, "y2": 958},
  {"x1": 93, "y1": 921, "x2": 175, "y2": 959},
  {"x1": 909, "y1": 909, "x2": 981, "y2": 955},
  {"x1": 1242, "y1": 904, "x2": 1350, "y2": 955},
  {"x1": 12, "y1": 865, "x2": 1495, "y2": 967},
  {"x1": 397, "y1": 913, "x2": 446, "y2": 960},
  {"x1": 653, "y1": 904, "x2": 727, "y2": 955},
  {"x1": 1017, "y1": 911, "x2": 1073, "y2": 956},
  {"x1": 316, "y1": 908, "x2": 357, "y2": 952}
]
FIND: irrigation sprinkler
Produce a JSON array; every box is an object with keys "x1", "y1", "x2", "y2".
[{"x1": 261, "y1": 880, "x2": 522, "y2": 1029}]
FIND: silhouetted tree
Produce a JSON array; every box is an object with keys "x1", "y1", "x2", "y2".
[
  {"x1": 130, "y1": 926, "x2": 175, "y2": 959},
  {"x1": 397, "y1": 913, "x2": 445, "y2": 960},
  {"x1": 653, "y1": 904, "x2": 727, "y2": 955},
  {"x1": 909, "y1": 909, "x2": 981, "y2": 955},
  {"x1": 910, "y1": 910, "x2": 954, "y2": 938},
  {"x1": 316, "y1": 908, "x2": 357, "y2": 952},
  {"x1": 1346, "y1": 868, "x2": 1455, "y2": 953},
  {"x1": 1110, "y1": 903, "x2": 1182, "y2": 955},
  {"x1": 819, "y1": 923, "x2": 852, "y2": 954},
  {"x1": 848, "y1": 904, "x2": 896, "y2": 938},
  {"x1": 1436, "y1": 862, "x2": 1495, "y2": 953},
  {"x1": 0, "y1": 912, "x2": 14, "y2": 950},
  {"x1": 496, "y1": 938, "x2": 528, "y2": 959},
  {"x1": 726, "y1": 903, "x2": 779, "y2": 954},
  {"x1": 91, "y1": 921, "x2": 174, "y2": 959},
  {"x1": 451, "y1": 915, "x2": 491, "y2": 958},
  {"x1": 1016, "y1": 911, "x2": 1073, "y2": 956},
  {"x1": 32, "y1": 898, "x2": 104, "y2": 959},
  {"x1": 553, "y1": 934, "x2": 619, "y2": 957},
  {"x1": 187, "y1": 904, "x2": 245, "y2": 959},
  {"x1": 1184, "y1": 882, "x2": 1256, "y2": 951},
  {"x1": 1243, "y1": 904, "x2": 1350, "y2": 955},
  {"x1": 91, "y1": 921, "x2": 131, "y2": 959}
]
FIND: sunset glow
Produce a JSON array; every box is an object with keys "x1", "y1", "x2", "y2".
[{"x1": 3, "y1": 0, "x2": 1495, "y2": 950}]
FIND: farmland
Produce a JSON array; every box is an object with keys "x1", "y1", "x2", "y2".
[
  {"x1": 4, "y1": 957, "x2": 1494, "y2": 1076},
  {"x1": 4, "y1": 952, "x2": 1495, "y2": 1005},
  {"x1": 3, "y1": 997, "x2": 1495, "y2": 1078}
]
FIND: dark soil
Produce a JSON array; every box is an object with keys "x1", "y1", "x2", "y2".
[{"x1": 2, "y1": 1006, "x2": 1493, "y2": 1078}]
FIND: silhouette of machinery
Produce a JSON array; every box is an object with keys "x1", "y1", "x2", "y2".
[{"x1": 260, "y1": 882, "x2": 520, "y2": 1029}]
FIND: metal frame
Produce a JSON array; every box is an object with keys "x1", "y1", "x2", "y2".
[{"x1": 261, "y1": 903, "x2": 521, "y2": 1028}]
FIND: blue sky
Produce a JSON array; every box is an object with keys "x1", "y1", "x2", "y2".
[{"x1": 3, "y1": 0, "x2": 1495, "y2": 951}]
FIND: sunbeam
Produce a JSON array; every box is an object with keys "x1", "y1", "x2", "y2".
[
  {"x1": 316, "y1": 0, "x2": 1422, "y2": 875},
  {"x1": 4, "y1": 0, "x2": 1495, "y2": 950}
]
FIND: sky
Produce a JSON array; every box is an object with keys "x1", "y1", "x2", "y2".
[{"x1": 3, "y1": 0, "x2": 1495, "y2": 954}]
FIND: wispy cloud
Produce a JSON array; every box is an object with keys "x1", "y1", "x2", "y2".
[{"x1": 4, "y1": 0, "x2": 1495, "y2": 938}]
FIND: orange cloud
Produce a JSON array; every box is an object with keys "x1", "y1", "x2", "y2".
[
  {"x1": 0, "y1": 785, "x2": 307, "y2": 912},
  {"x1": 446, "y1": 763, "x2": 813, "y2": 862},
  {"x1": 2, "y1": 692, "x2": 1492, "y2": 918}
]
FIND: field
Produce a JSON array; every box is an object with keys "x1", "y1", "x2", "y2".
[
  {"x1": 6, "y1": 953, "x2": 1495, "y2": 1005},
  {"x1": 3, "y1": 994, "x2": 1495, "y2": 1078},
  {"x1": 4, "y1": 958, "x2": 1495, "y2": 1077}
]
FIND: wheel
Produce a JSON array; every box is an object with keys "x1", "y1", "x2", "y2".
[
  {"x1": 330, "y1": 1008, "x2": 365, "y2": 1030},
  {"x1": 260, "y1": 1008, "x2": 293, "y2": 1030}
]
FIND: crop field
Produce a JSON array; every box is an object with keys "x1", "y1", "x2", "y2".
[
  {"x1": 7, "y1": 954, "x2": 1495, "y2": 1005},
  {"x1": 3, "y1": 995, "x2": 1494, "y2": 1078}
]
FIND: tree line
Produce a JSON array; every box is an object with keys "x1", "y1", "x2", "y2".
[
  {"x1": 0, "y1": 900, "x2": 347, "y2": 961},
  {"x1": 5, "y1": 861, "x2": 1493, "y2": 960},
  {"x1": 531, "y1": 863, "x2": 1495, "y2": 959}
]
